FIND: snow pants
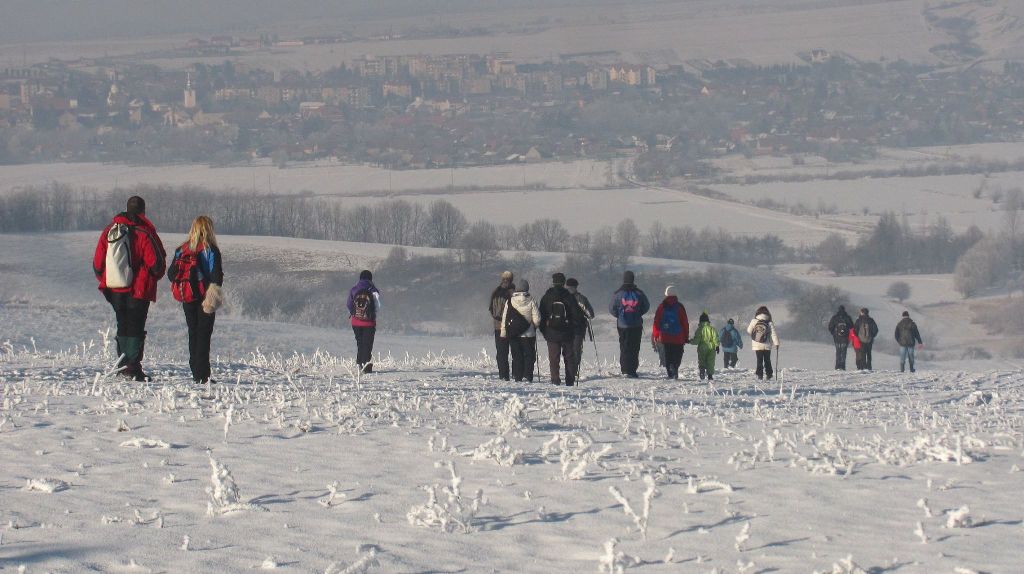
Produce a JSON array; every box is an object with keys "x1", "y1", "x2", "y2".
[
  {"x1": 572, "y1": 332, "x2": 587, "y2": 379},
  {"x1": 353, "y1": 325, "x2": 376, "y2": 372},
  {"x1": 182, "y1": 301, "x2": 216, "y2": 382},
  {"x1": 617, "y1": 326, "x2": 643, "y2": 377},
  {"x1": 722, "y1": 351, "x2": 738, "y2": 369},
  {"x1": 105, "y1": 290, "x2": 150, "y2": 377},
  {"x1": 755, "y1": 350, "x2": 774, "y2": 380},
  {"x1": 546, "y1": 339, "x2": 577, "y2": 386},
  {"x1": 494, "y1": 330, "x2": 511, "y2": 380},
  {"x1": 698, "y1": 347, "x2": 716, "y2": 380},
  {"x1": 834, "y1": 342, "x2": 849, "y2": 370},
  {"x1": 510, "y1": 336, "x2": 537, "y2": 382},
  {"x1": 663, "y1": 343, "x2": 684, "y2": 379}
]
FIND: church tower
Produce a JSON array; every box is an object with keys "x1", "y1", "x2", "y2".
[{"x1": 183, "y1": 72, "x2": 197, "y2": 109}]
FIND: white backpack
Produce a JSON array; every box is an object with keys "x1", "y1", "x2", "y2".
[{"x1": 105, "y1": 223, "x2": 134, "y2": 289}]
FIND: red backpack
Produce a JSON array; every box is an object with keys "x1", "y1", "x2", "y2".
[{"x1": 170, "y1": 244, "x2": 208, "y2": 303}]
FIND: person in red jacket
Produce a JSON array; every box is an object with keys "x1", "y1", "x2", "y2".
[
  {"x1": 93, "y1": 196, "x2": 166, "y2": 381},
  {"x1": 651, "y1": 286, "x2": 689, "y2": 379}
]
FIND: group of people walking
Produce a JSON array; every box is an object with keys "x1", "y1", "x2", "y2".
[
  {"x1": 828, "y1": 306, "x2": 923, "y2": 372},
  {"x1": 490, "y1": 270, "x2": 784, "y2": 385},
  {"x1": 92, "y1": 198, "x2": 924, "y2": 385}
]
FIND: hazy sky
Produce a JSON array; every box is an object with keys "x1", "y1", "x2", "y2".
[{"x1": 0, "y1": 0, "x2": 632, "y2": 43}]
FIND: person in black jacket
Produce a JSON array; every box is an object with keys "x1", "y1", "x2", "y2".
[
  {"x1": 488, "y1": 271, "x2": 515, "y2": 380},
  {"x1": 566, "y1": 277, "x2": 595, "y2": 379},
  {"x1": 539, "y1": 272, "x2": 583, "y2": 386},
  {"x1": 894, "y1": 311, "x2": 923, "y2": 373},
  {"x1": 853, "y1": 307, "x2": 879, "y2": 371},
  {"x1": 827, "y1": 305, "x2": 854, "y2": 370}
]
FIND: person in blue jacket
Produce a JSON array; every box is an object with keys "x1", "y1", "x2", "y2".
[
  {"x1": 609, "y1": 270, "x2": 650, "y2": 378},
  {"x1": 718, "y1": 318, "x2": 743, "y2": 369}
]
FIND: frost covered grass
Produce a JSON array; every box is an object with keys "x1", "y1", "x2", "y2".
[{"x1": 0, "y1": 341, "x2": 1021, "y2": 572}]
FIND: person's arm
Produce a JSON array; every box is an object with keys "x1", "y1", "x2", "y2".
[
  {"x1": 608, "y1": 291, "x2": 620, "y2": 318},
  {"x1": 530, "y1": 300, "x2": 542, "y2": 328},
  {"x1": 652, "y1": 305, "x2": 663, "y2": 342},
  {"x1": 913, "y1": 323, "x2": 922, "y2": 345},
  {"x1": 207, "y1": 245, "x2": 224, "y2": 286},
  {"x1": 92, "y1": 226, "x2": 108, "y2": 280},
  {"x1": 736, "y1": 328, "x2": 743, "y2": 349},
  {"x1": 639, "y1": 291, "x2": 651, "y2": 315},
  {"x1": 679, "y1": 305, "x2": 689, "y2": 343},
  {"x1": 346, "y1": 288, "x2": 355, "y2": 316},
  {"x1": 167, "y1": 248, "x2": 181, "y2": 280},
  {"x1": 746, "y1": 319, "x2": 756, "y2": 336},
  {"x1": 499, "y1": 302, "x2": 508, "y2": 338},
  {"x1": 372, "y1": 291, "x2": 382, "y2": 315},
  {"x1": 870, "y1": 319, "x2": 879, "y2": 338},
  {"x1": 583, "y1": 296, "x2": 595, "y2": 319},
  {"x1": 771, "y1": 322, "x2": 780, "y2": 347}
]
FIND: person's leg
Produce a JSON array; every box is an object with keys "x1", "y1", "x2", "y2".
[
  {"x1": 755, "y1": 350, "x2": 765, "y2": 379},
  {"x1": 352, "y1": 326, "x2": 365, "y2": 368},
  {"x1": 183, "y1": 301, "x2": 200, "y2": 380},
  {"x1": 124, "y1": 297, "x2": 150, "y2": 380},
  {"x1": 573, "y1": 333, "x2": 585, "y2": 379},
  {"x1": 547, "y1": 341, "x2": 562, "y2": 384},
  {"x1": 664, "y1": 344, "x2": 682, "y2": 378},
  {"x1": 855, "y1": 347, "x2": 865, "y2": 370},
  {"x1": 865, "y1": 342, "x2": 873, "y2": 371},
  {"x1": 562, "y1": 341, "x2": 577, "y2": 386},
  {"x1": 764, "y1": 349, "x2": 774, "y2": 380},
  {"x1": 523, "y1": 338, "x2": 537, "y2": 382},
  {"x1": 835, "y1": 343, "x2": 843, "y2": 370},
  {"x1": 196, "y1": 308, "x2": 216, "y2": 381},
  {"x1": 907, "y1": 345, "x2": 915, "y2": 372},
  {"x1": 509, "y1": 337, "x2": 524, "y2": 381},
  {"x1": 494, "y1": 330, "x2": 510, "y2": 380},
  {"x1": 353, "y1": 326, "x2": 375, "y2": 370},
  {"x1": 617, "y1": 328, "x2": 629, "y2": 374},
  {"x1": 704, "y1": 349, "x2": 715, "y2": 379},
  {"x1": 627, "y1": 327, "x2": 643, "y2": 376},
  {"x1": 899, "y1": 345, "x2": 908, "y2": 372}
]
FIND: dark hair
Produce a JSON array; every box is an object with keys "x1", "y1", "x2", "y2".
[
  {"x1": 566, "y1": 277, "x2": 579, "y2": 287},
  {"x1": 755, "y1": 305, "x2": 770, "y2": 318},
  {"x1": 902, "y1": 311, "x2": 910, "y2": 317},
  {"x1": 126, "y1": 195, "x2": 146, "y2": 215},
  {"x1": 359, "y1": 270, "x2": 373, "y2": 281}
]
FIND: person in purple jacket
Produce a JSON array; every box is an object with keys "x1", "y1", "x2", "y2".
[{"x1": 347, "y1": 270, "x2": 382, "y2": 373}]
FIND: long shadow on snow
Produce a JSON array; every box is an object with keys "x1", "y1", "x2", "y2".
[
  {"x1": 0, "y1": 542, "x2": 99, "y2": 564},
  {"x1": 667, "y1": 514, "x2": 747, "y2": 538},
  {"x1": 476, "y1": 505, "x2": 612, "y2": 531}
]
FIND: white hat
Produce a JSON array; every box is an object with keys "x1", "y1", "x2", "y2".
[{"x1": 665, "y1": 285, "x2": 677, "y2": 297}]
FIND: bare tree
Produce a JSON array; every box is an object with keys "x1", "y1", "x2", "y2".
[{"x1": 886, "y1": 281, "x2": 911, "y2": 303}]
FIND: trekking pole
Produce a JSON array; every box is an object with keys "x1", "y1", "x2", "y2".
[
  {"x1": 588, "y1": 318, "x2": 602, "y2": 377},
  {"x1": 776, "y1": 346, "x2": 782, "y2": 385}
]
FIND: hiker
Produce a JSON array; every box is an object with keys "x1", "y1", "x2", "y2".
[
  {"x1": 539, "y1": 272, "x2": 583, "y2": 386},
  {"x1": 609, "y1": 270, "x2": 650, "y2": 378},
  {"x1": 488, "y1": 271, "x2": 516, "y2": 381},
  {"x1": 501, "y1": 279, "x2": 542, "y2": 382},
  {"x1": 894, "y1": 311, "x2": 923, "y2": 373},
  {"x1": 92, "y1": 195, "x2": 166, "y2": 381},
  {"x1": 651, "y1": 286, "x2": 689, "y2": 379},
  {"x1": 747, "y1": 306, "x2": 780, "y2": 380},
  {"x1": 566, "y1": 277, "x2": 596, "y2": 379},
  {"x1": 347, "y1": 270, "x2": 381, "y2": 373},
  {"x1": 167, "y1": 215, "x2": 224, "y2": 384},
  {"x1": 691, "y1": 312, "x2": 720, "y2": 380},
  {"x1": 718, "y1": 318, "x2": 743, "y2": 369},
  {"x1": 828, "y1": 305, "x2": 855, "y2": 370},
  {"x1": 853, "y1": 307, "x2": 879, "y2": 371}
]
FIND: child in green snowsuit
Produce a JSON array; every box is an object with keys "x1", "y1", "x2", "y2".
[{"x1": 690, "y1": 312, "x2": 719, "y2": 380}]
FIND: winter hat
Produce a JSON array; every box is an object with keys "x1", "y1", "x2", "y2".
[
  {"x1": 902, "y1": 310, "x2": 910, "y2": 317},
  {"x1": 622, "y1": 270, "x2": 635, "y2": 285},
  {"x1": 699, "y1": 311, "x2": 709, "y2": 323},
  {"x1": 665, "y1": 285, "x2": 677, "y2": 297},
  {"x1": 501, "y1": 270, "x2": 514, "y2": 281},
  {"x1": 838, "y1": 305, "x2": 846, "y2": 312},
  {"x1": 518, "y1": 279, "x2": 530, "y2": 293},
  {"x1": 566, "y1": 278, "x2": 579, "y2": 288},
  {"x1": 126, "y1": 195, "x2": 146, "y2": 215},
  {"x1": 727, "y1": 318, "x2": 734, "y2": 325},
  {"x1": 359, "y1": 270, "x2": 373, "y2": 281},
  {"x1": 860, "y1": 307, "x2": 869, "y2": 315},
  {"x1": 552, "y1": 272, "x2": 566, "y2": 286}
]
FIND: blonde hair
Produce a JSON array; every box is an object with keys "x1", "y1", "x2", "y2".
[{"x1": 187, "y1": 215, "x2": 217, "y2": 251}]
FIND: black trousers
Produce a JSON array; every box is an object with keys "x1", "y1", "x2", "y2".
[
  {"x1": 183, "y1": 301, "x2": 216, "y2": 382},
  {"x1": 509, "y1": 336, "x2": 537, "y2": 382},
  {"x1": 617, "y1": 326, "x2": 643, "y2": 376},
  {"x1": 663, "y1": 343, "x2": 684, "y2": 378},
  {"x1": 106, "y1": 291, "x2": 149, "y2": 338},
  {"x1": 855, "y1": 342, "x2": 873, "y2": 370},
  {"x1": 723, "y1": 351, "x2": 738, "y2": 369},
  {"x1": 572, "y1": 332, "x2": 586, "y2": 378},
  {"x1": 494, "y1": 330, "x2": 511, "y2": 380},
  {"x1": 353, "y1": 326, "x2": 376, "y2": 368},
  {"x1": 755, "y1": 349, "x2": 774, "y2": 379},
  {"x1": 834, "y1": 342, "x2": 848, "y2": 370},
  {"x1": 547, "y1": 339, "x2": 577, "y2": 385}
]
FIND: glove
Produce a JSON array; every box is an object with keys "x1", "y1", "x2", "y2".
[{"x1": 716, "y1": 346, "x2": 720, "y2": 354}]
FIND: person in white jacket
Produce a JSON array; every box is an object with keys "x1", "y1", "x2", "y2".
[
  {"x1": 501, "y1": 279, "x2": 543, "y2": 382},
  {"x1": 746, "y1": 305, "x2": 780, "y2": 380}
]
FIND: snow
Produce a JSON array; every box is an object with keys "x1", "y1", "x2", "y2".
[{"x1": 1, "y1": 340, "x2": 1021, "y2": 572}]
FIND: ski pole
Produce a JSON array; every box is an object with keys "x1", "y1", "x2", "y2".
[
  {"x1": 776, "y1": 346, "x2": 782, "y2": 384},
  {"x1": 588, "y1": 318, "x2": 601, "y2": 377}
]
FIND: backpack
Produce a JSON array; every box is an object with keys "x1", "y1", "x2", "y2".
[
  {"x1": 721, "y1": 327, "x2": 735, "y2": 348},
  {"x1": 835, "y1": 321, "x2": 850, "y2": 340},
  {"x1": 547, "y1": 299, "x2": 571, "y2": 331},
  {"x1": 504, "y1": 301, "x2": 531, "y2": 338},
  {"x1": 659, "y1": 303, "x2": 682, "y2": 336},
  {"x1": 104, "y1": 223, "x2": 134, "y2": 289},
  {"x1": 619, "y1": 290, "x2": 642, "y2": 325},
  {"x1": 169, "y1": 245, "x2": 207, "y2": 303},
  {"x1": 751, "y1": 320, "x2": 770, "y2": 344},
  {"x1": 857, "y1": 320, "x2": 873, "y2": 345},
  {"x1": 353, "y1": 288, "x2": 376, "y2": 322}
]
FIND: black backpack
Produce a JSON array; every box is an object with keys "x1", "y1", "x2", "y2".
[
  {"x1": 547, "y1": 299, "x2": 571, "y2": 331},
  {"x1": 504, "y1": 301, "x2": 531, "y2": 338},
  {"x1": 721, "y1": 328, "x2": 734, "y2": 348},
  {"x1": 836, "y1": 321, "x2": 849, "y2": 339},
  {"x1": 353, "y1": 288, "x2": 376, "y2": 322}
]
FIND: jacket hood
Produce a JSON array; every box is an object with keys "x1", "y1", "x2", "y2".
[
  {"x1": 512, "y1": 291, "x2": 534, "y2": 304},
  {"x1": 351, "y1": 279, "x2": 378, "y2": 293},
  {"x1": 662, "y1": 295, "x2": 678, "y2": 305},
  {"x1": 755, "y1": 313, "x2": 771, "y2": 321},
  {"x1": 112, "y1": 212, "x2": 157, "y2": 232}
]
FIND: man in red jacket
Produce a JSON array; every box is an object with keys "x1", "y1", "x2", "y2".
[
  {"x1": 93, "y1": 196, "x2": 166, "y2": 381},
  {"x1": 651, "y1": 286, "x2": 689, "y2": 379}
]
